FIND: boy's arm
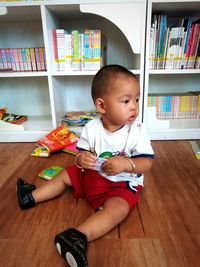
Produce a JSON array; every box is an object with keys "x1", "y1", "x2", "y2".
[
  {"x1": 102, "y1": 156, "x2": 153, "y2": 176},
  {"x1": 75, "y1": 151, "x2": 97, "y2": 170}
]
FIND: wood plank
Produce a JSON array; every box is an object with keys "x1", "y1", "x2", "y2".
[{"x1": 0, "y1": 141, "x2": 200, "y2": 267}]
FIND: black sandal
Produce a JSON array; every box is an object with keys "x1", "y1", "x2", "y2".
[
  {"x1": 55, "y1": 228, "x2": 88, "y2": 267},
  {"x1": 16, "y1": 178, "x2": 36, "y2": 209}
]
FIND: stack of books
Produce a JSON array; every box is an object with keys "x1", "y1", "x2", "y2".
[
  {"x1": 62, "y1": 111, "x2": 98, "y2": 126},
  {"x1": 52, "y1": 28, "x2": 106, "y2": 71},
  {"x1": 31, "y1": 124, "x2": 79, "y2": 158},
  {"x1": 148, "y1": 92, "x2": 200, "y2": 119},
  {"x1": 149, "y1": 15, "x2": 200, "y2": 69},
  {"x1": 0, "y1": 47, "x2": 46, "y2": 72},
  {"x1": 0, "y1": 107, "x2": 28, "y2": 132}
]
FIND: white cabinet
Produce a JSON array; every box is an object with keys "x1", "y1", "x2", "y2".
[
  {"x1": 144, "y1": 0, "x2": 200, "y2": 140},
  {"x1": 0, "y1": 0, "x2": 146, "y2": 142}
]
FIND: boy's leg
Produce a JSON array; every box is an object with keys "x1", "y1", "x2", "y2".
[
  {"x1": 76, "y1": 196, "x2": 130, "y2": 241},
  {"x1": 55, "y1": 197, "x2": 129, "y2": 267},
  {"x1": 17, "y1": 169, "x2": 72, "y2": 209},
  {"x1": 32, "y1": 169, "x2": 72, "y2": 203}
]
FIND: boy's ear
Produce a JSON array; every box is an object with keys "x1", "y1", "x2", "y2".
[{"x1": 95, "y1": 98, "x2": 106, "y2": 114}]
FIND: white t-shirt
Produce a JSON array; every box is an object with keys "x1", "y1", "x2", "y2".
[{"x1": 77, "y1": 117, "x2": 154, "y2": 187}]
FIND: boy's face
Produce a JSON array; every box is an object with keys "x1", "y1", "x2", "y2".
[{"x1": 98, "y1": 75, "x2": 140, "y2": 132}]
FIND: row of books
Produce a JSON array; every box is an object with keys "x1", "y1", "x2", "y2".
[
  {"x1": 52, "y1": 28, "x2": 106, "y2": 71},
  {"x1": 0, "y1": 47, "x2": 46, "y2": 72},
  {"x1": 148, "y1": 92, "x2": 200, "y2": 119},
  {"x1": 149, "y1": 15, "x2": 200, "y2": 69}
]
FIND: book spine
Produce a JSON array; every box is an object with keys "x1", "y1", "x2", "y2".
[
  {"x1": 29, "y1": 48, "x2": 37, "y2": 71},
  {"x1": 25, "y1": 48, "x2": 32, "y2": 71},
  {"x1": 17, "y1": 48, "x2": 24, "y2": 72},
  {"x1": 34, "y1": 48, "x2": 41, "y2": 71},
  {"x1": 39, "y1": 47, "x2": 45, "y2": 71},
  {"x1": 13, "y1": 48, "x2": 20, "y2": 72},
  {"x1": 5, "y1": 48, "x2": 12, "y2": 70},
  {"x1": 188, "y1": 24, "x2": 200, "y2": 69},
  {"x1": 21, "y1": 48, "x2": 28, "y2": 71},
  {"x1": 9, "y1": 48, "x2": 16, "y2": 71},
  {"x1": 1, "y1": 48, "x2": 8, "y2": 70},
  {"x1": 52, "y1": 28, "x2": 59, "y2": 71},
  {"x1": 65, "y1": 33, "x2": 72, "y2": 70},
  {"x1": 0, "y1": 49, "x2": 3, "y2": 71},
  {"x1": 56, "y1": 29, "x2": 65, "y2": 71}
]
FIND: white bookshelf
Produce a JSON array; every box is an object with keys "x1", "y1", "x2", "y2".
[
  {"x1": 144, "y1": 0, "x2": 200, "y2": 140},
  {"x1": 0, "y1": 0, "x2": 146, "y2": 142}
]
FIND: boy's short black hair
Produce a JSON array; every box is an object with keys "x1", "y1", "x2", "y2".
[{"x1": 91, "y1": 64, "x2": 137, "y2": 102}]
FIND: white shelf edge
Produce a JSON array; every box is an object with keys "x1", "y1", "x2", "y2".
[
  {"x1": 51, "y1": 69, "x2": 141, "y2": 76},
  {"x1": 148, "y1": 69, "x2": 200, "y2": 75},
  {"x1": 0, "y1": 71, "x2": 48, "y2": 78}
]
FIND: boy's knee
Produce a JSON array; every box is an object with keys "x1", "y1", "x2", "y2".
[{"x1": 105, "y1": 197, "x2": 130, "y2": 218}]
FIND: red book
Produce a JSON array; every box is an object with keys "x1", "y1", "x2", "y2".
[
  {"x1": 38, "y1": 125, "x2": 79, "y2": 152},
  {"x1": 62, "y1": 141, "x2": 79, "y2": 155}
]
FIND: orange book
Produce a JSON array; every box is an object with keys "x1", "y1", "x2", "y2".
[{"x1": 38, "y1": 125, "x2": 78, "y2": 152}]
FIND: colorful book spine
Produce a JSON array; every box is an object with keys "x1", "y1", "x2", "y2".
[
  {"x1": 25, "y1": 48, "x2": 32, "y2": 71},
  {"x1": 29, "y1": 48, "x2": 37, "y2": 71},
  {"x1": 52, "y1": 28, "x2": 59, "y2": 71},
  {"x1": 187, "y1": 23, "x2": 200, "y2": 69},
  {"x1": 9, "y1": 48, "x2": 16, "y2": 71},
  {"x1": 56, "y1": 29, "x2": 66, "y2": 71},
  {"x1": 13, "y1": 48, "x2": 20, "y2": 72}
]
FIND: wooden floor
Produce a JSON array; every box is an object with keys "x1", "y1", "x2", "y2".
[{"x1": 0, "y1": 141, "x2": 200, "y2": 267}]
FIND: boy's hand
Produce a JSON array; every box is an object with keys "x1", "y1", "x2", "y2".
[
  {"x1": 77, "y1": 151, "x2": 96, "y2": 170},
  {"x1": 101, "y1": 156, "x2": 127, "y2": 176}
]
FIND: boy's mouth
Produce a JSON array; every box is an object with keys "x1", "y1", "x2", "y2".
[{"x1": 128, "y1": 115, "x2": 135, "y2": 122}]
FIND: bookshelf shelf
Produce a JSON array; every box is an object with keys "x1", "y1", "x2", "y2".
[
  {"x1": 0, "y1": 72, "x2": 48, "y2": 78},
  {"x1": 0, "y1": 0, "x2": 146, "y2": 142},
  {"x1": 144, "y1": 0, "x2": 200, "y2": 140},
  {"x1": 149, "y1": 69, "x2": 200, "y2": 75}
]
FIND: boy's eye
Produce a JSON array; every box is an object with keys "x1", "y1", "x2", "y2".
[
  {"x1": 136, "y1": 98, "x2": 140, "y2": 103},
  {"x1": 121, "y1": 99, "x2": 129, "y2": 104}
]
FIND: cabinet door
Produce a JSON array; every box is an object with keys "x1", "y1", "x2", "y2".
[{"x1": 144, "y1": 0, "x2": 200, "y2": 140}]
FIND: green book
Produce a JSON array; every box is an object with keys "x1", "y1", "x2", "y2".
[{"x1": 38, "y1": 166, "x2": 63, "y2": 180}]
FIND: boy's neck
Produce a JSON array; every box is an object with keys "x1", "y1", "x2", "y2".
[{"x1": 100, "y1": 118, "x2": 124, "y2": 133}]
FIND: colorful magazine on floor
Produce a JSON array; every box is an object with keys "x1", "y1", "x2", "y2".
[{"x1": 38, "y1": 125, "x2": 79, "y2": 152}]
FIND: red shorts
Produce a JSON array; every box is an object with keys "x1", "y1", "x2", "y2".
[{"x1": 67, "y1": 165, "x2": 143, "y2": 211}]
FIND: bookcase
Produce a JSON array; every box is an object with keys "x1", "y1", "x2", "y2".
[
  {"x1": 144, "y1": 0, "x2": 200, "y2": 140},
  {"x1": 0, "y1": 0, "x2": 146, "y2": 142}
]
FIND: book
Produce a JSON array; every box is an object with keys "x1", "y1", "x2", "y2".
[
  {"x1": 189, "y1": 141, "x2": 200, "y2": 160},
  {"x1": 38, "y1": 125, "x2": 79, "y2": 152},
  {"x1": 0, "y1": 107, "x2": 7, "y2": 120},
  {"x1": 38, "y1": 166, "x2": 63, "y2": 180},
  {"x1": 31, "y1": 144, "x2": 50, "y2": 157},
  {"x1": 2, "y1": 112, "x2": 28, "y2": 124},
  {"x1": 62, "y1": 111, "x2": 97, "y2": 126},
  {"x1": 62, "y1": 141, "x2": 79, "y2": 155}
]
